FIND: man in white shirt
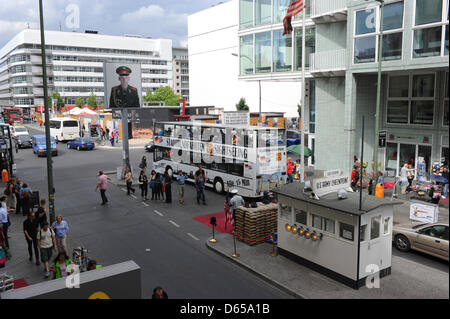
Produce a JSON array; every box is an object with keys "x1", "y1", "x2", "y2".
[{"x1": 229, "y1": 189, "x2": 245, "y2": 221}]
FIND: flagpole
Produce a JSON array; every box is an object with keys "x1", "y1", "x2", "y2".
[{"x1": 300, "y1": 1, "x2": 306, "y2": 183}]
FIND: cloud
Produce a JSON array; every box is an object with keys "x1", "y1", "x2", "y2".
[
  {"x1": 0, "y1": 20, "x2": 38, "y2": 36},
  {"x1": 120, "y1": 5, "x2": 165, "y2": 21}
]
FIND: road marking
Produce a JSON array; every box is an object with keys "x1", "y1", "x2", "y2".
[
  {"x1": 154, "y1": 210, "x2": 163, "y2": 217},
  {"x1": 131, "y1": 195, "x2": 137, "y2": 199},
  {"x1": 169, "y1": 220, "x2": 180, "y2": 228},
  {"x1": 142, "y1": 202, "x2": 149, "y2": 207},
  {"x1": 187, "y1": 233, "x2": 200, "y2": 241},
  {"x1": 121, "y1": 188, "x2": 127, "y2": 192}
]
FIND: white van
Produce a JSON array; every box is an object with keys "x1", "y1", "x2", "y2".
[{"x1": 49, "y1": 117, "x2": 80, "y2": 142}]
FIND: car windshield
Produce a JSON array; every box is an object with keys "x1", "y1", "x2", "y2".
[
  {"x1": 82, "y1": 138, "x2": 94, "y2": 142},
  {"x1": 412, "y1": 223, "x2": 428, "y2": 229}
]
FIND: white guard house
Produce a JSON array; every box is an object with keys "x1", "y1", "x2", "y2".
[{"x1": 274, "y1": 183, "x2": 402, "y2": 289}]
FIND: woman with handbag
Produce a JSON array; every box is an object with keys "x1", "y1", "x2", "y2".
[{"x1": 139, "y1": 170, "x2": 149, "y2": 201}]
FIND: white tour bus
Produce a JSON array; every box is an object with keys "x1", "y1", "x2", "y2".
[
  {"x1": 152, "y1": 121, "x2": 287, "y2": 196},
  {"x1": 49, "y1": 117, "x2": 80, "y2": 142}
]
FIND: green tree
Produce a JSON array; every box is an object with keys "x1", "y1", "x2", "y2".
[
  {"x1": 87, "y1": 92, "x2": 98, "y2": 108},
  {"x1": 75, "y1": 97, "x2": 85, "y2": 107},
  {"x1": 144, "y1": 86, "x2": 181, "y2": 106},
  {"x1": 50, "y1": 90, "x2": 65, "y2": 110},
  {"x1": 236, "y1": 97, "x2": 249, "y2": 111}
]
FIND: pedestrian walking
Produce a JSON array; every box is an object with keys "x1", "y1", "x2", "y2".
[
  {"x1": 139, "y1": 170, "x2": 149, "y2": 201},
  {"x1": 51, "y1": 216, "x2": 69, "y2": 253},
  {"x1": 150, "y1": 170, "x2": 158, "y2": 200},
  {"x1": 139, "y1": 156, "x2": 147, "y2": 172},
  {"x1": 156, "y1": 173, "x2": 165, "y2": 200},
  {"x1": 110, "y1": 132, "x2": 115, "y2": 147},
  {"x1": 442, "y1": 167, "x2": 449, "y2": 199},
  {"x1": 37, "y1": 222, "x2": 57, "y2": 279},
  {"x1": 368, "y1": 172, "x2": 374, "y2": 196},
  {"x1": 23, "y1": 212, "x2": 40, "y2": 265},
  {"x1": 0, "y1": 197, "x2": 10, "y2": 248},
  {"x1": 0, "y1": 224, "x2": 7, "y2": 269},
  {"x1": 4, "y1": 182, "x2": 16, "y2": 214},
  {"x1": 286, "y1": 158, "x2": 295, "y2": 184},
  {"x1": 176, "y1": 170, "x2": 187, "y2": 204},
  {"x1": 106, "y1": 127, "x2": 110, "y2": 140},
  {"x1": 20, "y1": 183, "x2": 32, "y2": 216},
  {"x1": 49, "y1": 252, "x2": 75, "y2": 280},
  {"x1": 125, "y1": 168, "x2": 135, "y2": 195},
  {"x1": 196, "y1": 172, "x2": 206, "y2": 205},
  {"x1": 351, "y1": 165, "x2": 360, "y2": 192},
  {"x1": 163, "y1": 171, "x2": 172, "y2": 203},
  {"x1": 14, "y1": 178, "x2": 22, "y2": 215},
  {"x1": 36, "y1": 198, "x2": 47, "y2": 229},
  {"x1": 96, "y1": 171, "x2": 111, "y2": 205}
]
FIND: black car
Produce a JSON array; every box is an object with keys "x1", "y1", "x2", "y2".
[
  {"x1": 145, "y1": 142, "x2": 155, "y2": 152},
  {"x1": 16, "y1": 134, "x2": 32, "y2": 148}
]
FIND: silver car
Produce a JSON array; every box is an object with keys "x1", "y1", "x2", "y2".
[{"x1": 393, "y1": 223, "x2": 449, "y2": 261}]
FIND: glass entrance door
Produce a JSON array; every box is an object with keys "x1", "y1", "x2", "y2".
[{"x1": 399, "y1": 144, "x2": 416, "y2": 169}]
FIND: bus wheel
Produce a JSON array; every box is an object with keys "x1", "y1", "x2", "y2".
[
  {"x1": 214, "y1": 178, "x2": 224, "y2": 194},
  {"x1": 166, "y1": 166, "x2": 173, "y2": 177}
]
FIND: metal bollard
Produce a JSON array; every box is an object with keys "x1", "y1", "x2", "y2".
[{"x1": 231, "y1": 231, "x2": 240, "y2": 258}]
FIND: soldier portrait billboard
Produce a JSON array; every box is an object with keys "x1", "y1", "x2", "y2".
[{"x1": 104, "y1": 62, "x2": 142, "y2": 109}]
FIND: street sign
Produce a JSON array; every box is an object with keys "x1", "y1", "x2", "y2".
[
  {"x1": 379, "y1": 130, "x2": 387, "y2": 148},
  {"x1": 223, "y1": 112, "x2": 249, "y2": 126},
  {"x1": 312, "y1": 175, "x2": 350, "y2": 197}
]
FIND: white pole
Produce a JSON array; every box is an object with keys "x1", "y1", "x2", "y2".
[{"x1": 300, "y1": 2, "x2": 306, "y2": 183}]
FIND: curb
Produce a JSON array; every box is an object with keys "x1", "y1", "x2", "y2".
[{"x1": 205, "y1": 240, "x2": 307, "y2": 299}]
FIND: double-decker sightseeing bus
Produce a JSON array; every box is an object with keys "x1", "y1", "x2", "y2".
[
  {"x1": 3, "y1": 108, "x2": 22, "y2": 125},
  {"x1": 152, "y1": 121, "x2": 287, "y2": 196}
]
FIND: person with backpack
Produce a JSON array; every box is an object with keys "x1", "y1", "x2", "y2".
[
  {"x1": 20, "y1": 183, "x2": 32, "y2": 216},
  {"x1": 37, "y1": 222, "x2": 57, "y2": 279},
  {"x1": 351, "y1": 165, "x2": 360, "y2": 192}
]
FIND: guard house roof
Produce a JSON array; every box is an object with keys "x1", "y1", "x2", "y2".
[
  {"x1": 274, "y1": 183, "x2": 402, "y2": 216},
  {"x1": 156, "y1": 121, "x2": 282, "y2": 130}
]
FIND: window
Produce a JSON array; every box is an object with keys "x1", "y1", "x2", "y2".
[
  {"x1": 370, "y1": 216, "x2": 381, "y2": 240},
  {"x1": 444, "y1": 72, "x2": 449, "y2": 126},
  {"x1": 354, "y1": 8, "x2": 377, "y2": 63},
  {"x1": 387, "y1": 74, "x2": 435, "y2": 125},
  {"x1": 239, "y1": 0, "x2": 253, "y2": 28},
  {"x1": 294, "y1": 27, "x2": 315, "y2": 70},
  {"x1": 383, "y1": 217, "x2": 390, "y2": 235},
  {"x1": 240, "y1": 35, "x2": 254, "y2": 75},
  {"x1": 421, "y1": 225, "x2": 448, "y2": 240},
  {"x1": 294, "y1": 209, "x2": 307, "y2": 225},
  {"x1": 382, "y1": 2, "x2": 404, "y2": 61},
  {"x1": 324, "y1": 218, "x2": 335, "y2": 234},
  {"x1": 255, "y1": 32, "x2": 272, "y2": 73},
  {"x1": 273, "y1": 0, "x2": 289, "y2": 24},
  {"x1": 279, "y1": 204, "x2": 292, "y2": 221},
  {"x1": 312, "y1": 215, "x2": 322, "y2": 230},
  {"x1": 49, "y1": 121, "x2": 61, "y2": 129},
  {"x1": 360, "y1": 224, "x2": 367, "y2": 242},
  {"x1": 339, "y1": 222, "x2": 354, "y2": 241},
  {"x1": 413, "y1": 0, "x2": 448, "y2": 58},
  {"x1": 255, "y1": 0, "x2": 271, "y2": 26},
  {"x1": 273, "y1": 30, "x2": 292, "y2": 72},
  {"x1": 63, "y1": 121, "x2": 78, "y2": 127}
]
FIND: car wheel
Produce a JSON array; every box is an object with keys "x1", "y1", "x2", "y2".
[
  {"x1": 214, "y1": 178, "x2": 224, "y2": 194},
  {"x1": 394, "y1": 235, "x2": 411, "y2": 252},
  {"x1": 67, "y1": 144, "x2": 71, "y2": 149}
]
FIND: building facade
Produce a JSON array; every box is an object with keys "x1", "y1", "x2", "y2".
[
  {"x1": 188, "y1": 0, "x2": 303, "y2": 118},
  {"x1": 0, "y1": 30, "x2": 173, "y2": 109},
  {"x1": 172, "y1": 47, "x2": 190, "y2": 103},
  {"x1": 236, "y1": 0, "x2": 448, "y2": 176}
]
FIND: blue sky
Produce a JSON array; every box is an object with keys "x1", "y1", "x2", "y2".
[{"x1": 0, "y1": 0, "x2": 221, "y2": 48}]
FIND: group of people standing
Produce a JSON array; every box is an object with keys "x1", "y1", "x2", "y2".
[{"x1": 99, "y1": 127, "x2": 119, "y2": 146}]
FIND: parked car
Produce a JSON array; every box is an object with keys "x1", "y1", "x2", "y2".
[
  {"x1": 145, "y1": 142, "x2": 155, "y2": 152},
  {"x1": 32, "y1": 134, "x2": 58, "y2": 157},
  {"x1": 286, "y1": 130, "x2": 301, "y2": 147},
  {"x1": 393, "y1": 223, "x2": 449, "y2": 261},
  {"x1": 16, "y1": 134, "x2": 32, "y2": 149},
  {"x1": 67, "y1": 137, "x2": 95, "y2": 151}
]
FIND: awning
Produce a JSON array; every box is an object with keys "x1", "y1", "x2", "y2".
[{"x1": 287, "y1": 144, "x2": 313, "y2": 157}]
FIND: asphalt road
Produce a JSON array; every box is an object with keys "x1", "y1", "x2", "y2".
[{"x1": 11, "y1": 125, "x2": 293, "y2": 299}]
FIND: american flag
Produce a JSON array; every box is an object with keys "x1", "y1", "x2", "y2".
[{"x1": 283, "y1": 0, "x2": 305, "y2": 36}]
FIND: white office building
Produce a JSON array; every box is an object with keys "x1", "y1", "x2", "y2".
[
  {"x1": 0, "y1": 29, "x2": 173, "y2": 109},
  {"x1": 188, "y1": 0, "x2": 302, "y2": 117}
]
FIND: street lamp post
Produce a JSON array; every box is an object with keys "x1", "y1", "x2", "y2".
[{"x1": 373, "y1": 0, "x2": 384, "y2": 173}]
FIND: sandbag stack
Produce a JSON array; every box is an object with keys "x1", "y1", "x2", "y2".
[{"x1": 234, "y1": 202, "x2": 278, "y2": 246}]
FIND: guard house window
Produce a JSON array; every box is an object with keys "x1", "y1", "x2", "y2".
[
  {"x1": 324, "y1": 218, "x2": 335, "y2": 234},
  {"x1": 279, "y1": 204, "x2": 292, "y2": 221},
  {"x1": 312, "y1": 215, "x2": 323, "y2": 230},
  {"x1": 360, "y1": 225, "x2": 367, "y2": 242},
  {"x1": 294, "y1": 208, "x2": 307, "y2": 225},
  {"x1": 383, "y1": 217, "x2": 390, "y2": 235},
  {"x1": 273, "y1": 29, "x2": 292, "y2": 72},
  {"x1": 387, "y1": 74, "x2": 435, "y2": 125},
  {"x1": 339, "y1": 222, "x2": 354, "y2": 241},
  {"x1": 240, "y1": 35, "x2": 254, "y2": 75},
  {"x1": 413, "y1": 0, "x2": 449, "y2": 58},
  {"x1": 255, "y1": 32, "x2": 271, "y2": 73},
  {"x1": 371, "y1": 216, "x2": 381, "y2": 240}
]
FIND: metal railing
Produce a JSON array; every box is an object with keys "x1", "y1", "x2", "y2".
[
  {"x1": 312, "y1": 0, "x2": 347, "y2": 17},
  {"x1": 310, "y1": 49, "x2": 347, "y2": 72}
]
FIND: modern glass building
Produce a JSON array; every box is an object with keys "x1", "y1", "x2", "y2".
[
  {"x1": 0, "y1": 29, "x2": 173, "y2": 110},
  {"x1": 238, "y1": 0, "x2": 448, "y2": 176}
]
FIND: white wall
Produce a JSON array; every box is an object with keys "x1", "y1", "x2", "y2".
[{"x1": 188, "y1": 0, "x2": 301, "y2": 117}]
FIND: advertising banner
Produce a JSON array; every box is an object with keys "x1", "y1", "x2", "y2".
[
  {"x1": 104, "y1": 62, "x2": 142, "y2": 109},
  {"x1": 222, "y1": 112, "x2": 250, "y2": 126},
  {"x1": 312, "y1": 175, "x2": 350, "y2": 196},
  {"x1": 409, "y1": 201, "x2": 439, "y2": 223},
  {"x1": 257, "y1": 147, "x2": 286, "y2": 175}
]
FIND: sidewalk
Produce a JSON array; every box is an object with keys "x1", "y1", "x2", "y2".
[{"x1": 206, "y1": 199, "x2": 449, "y2": 299}]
